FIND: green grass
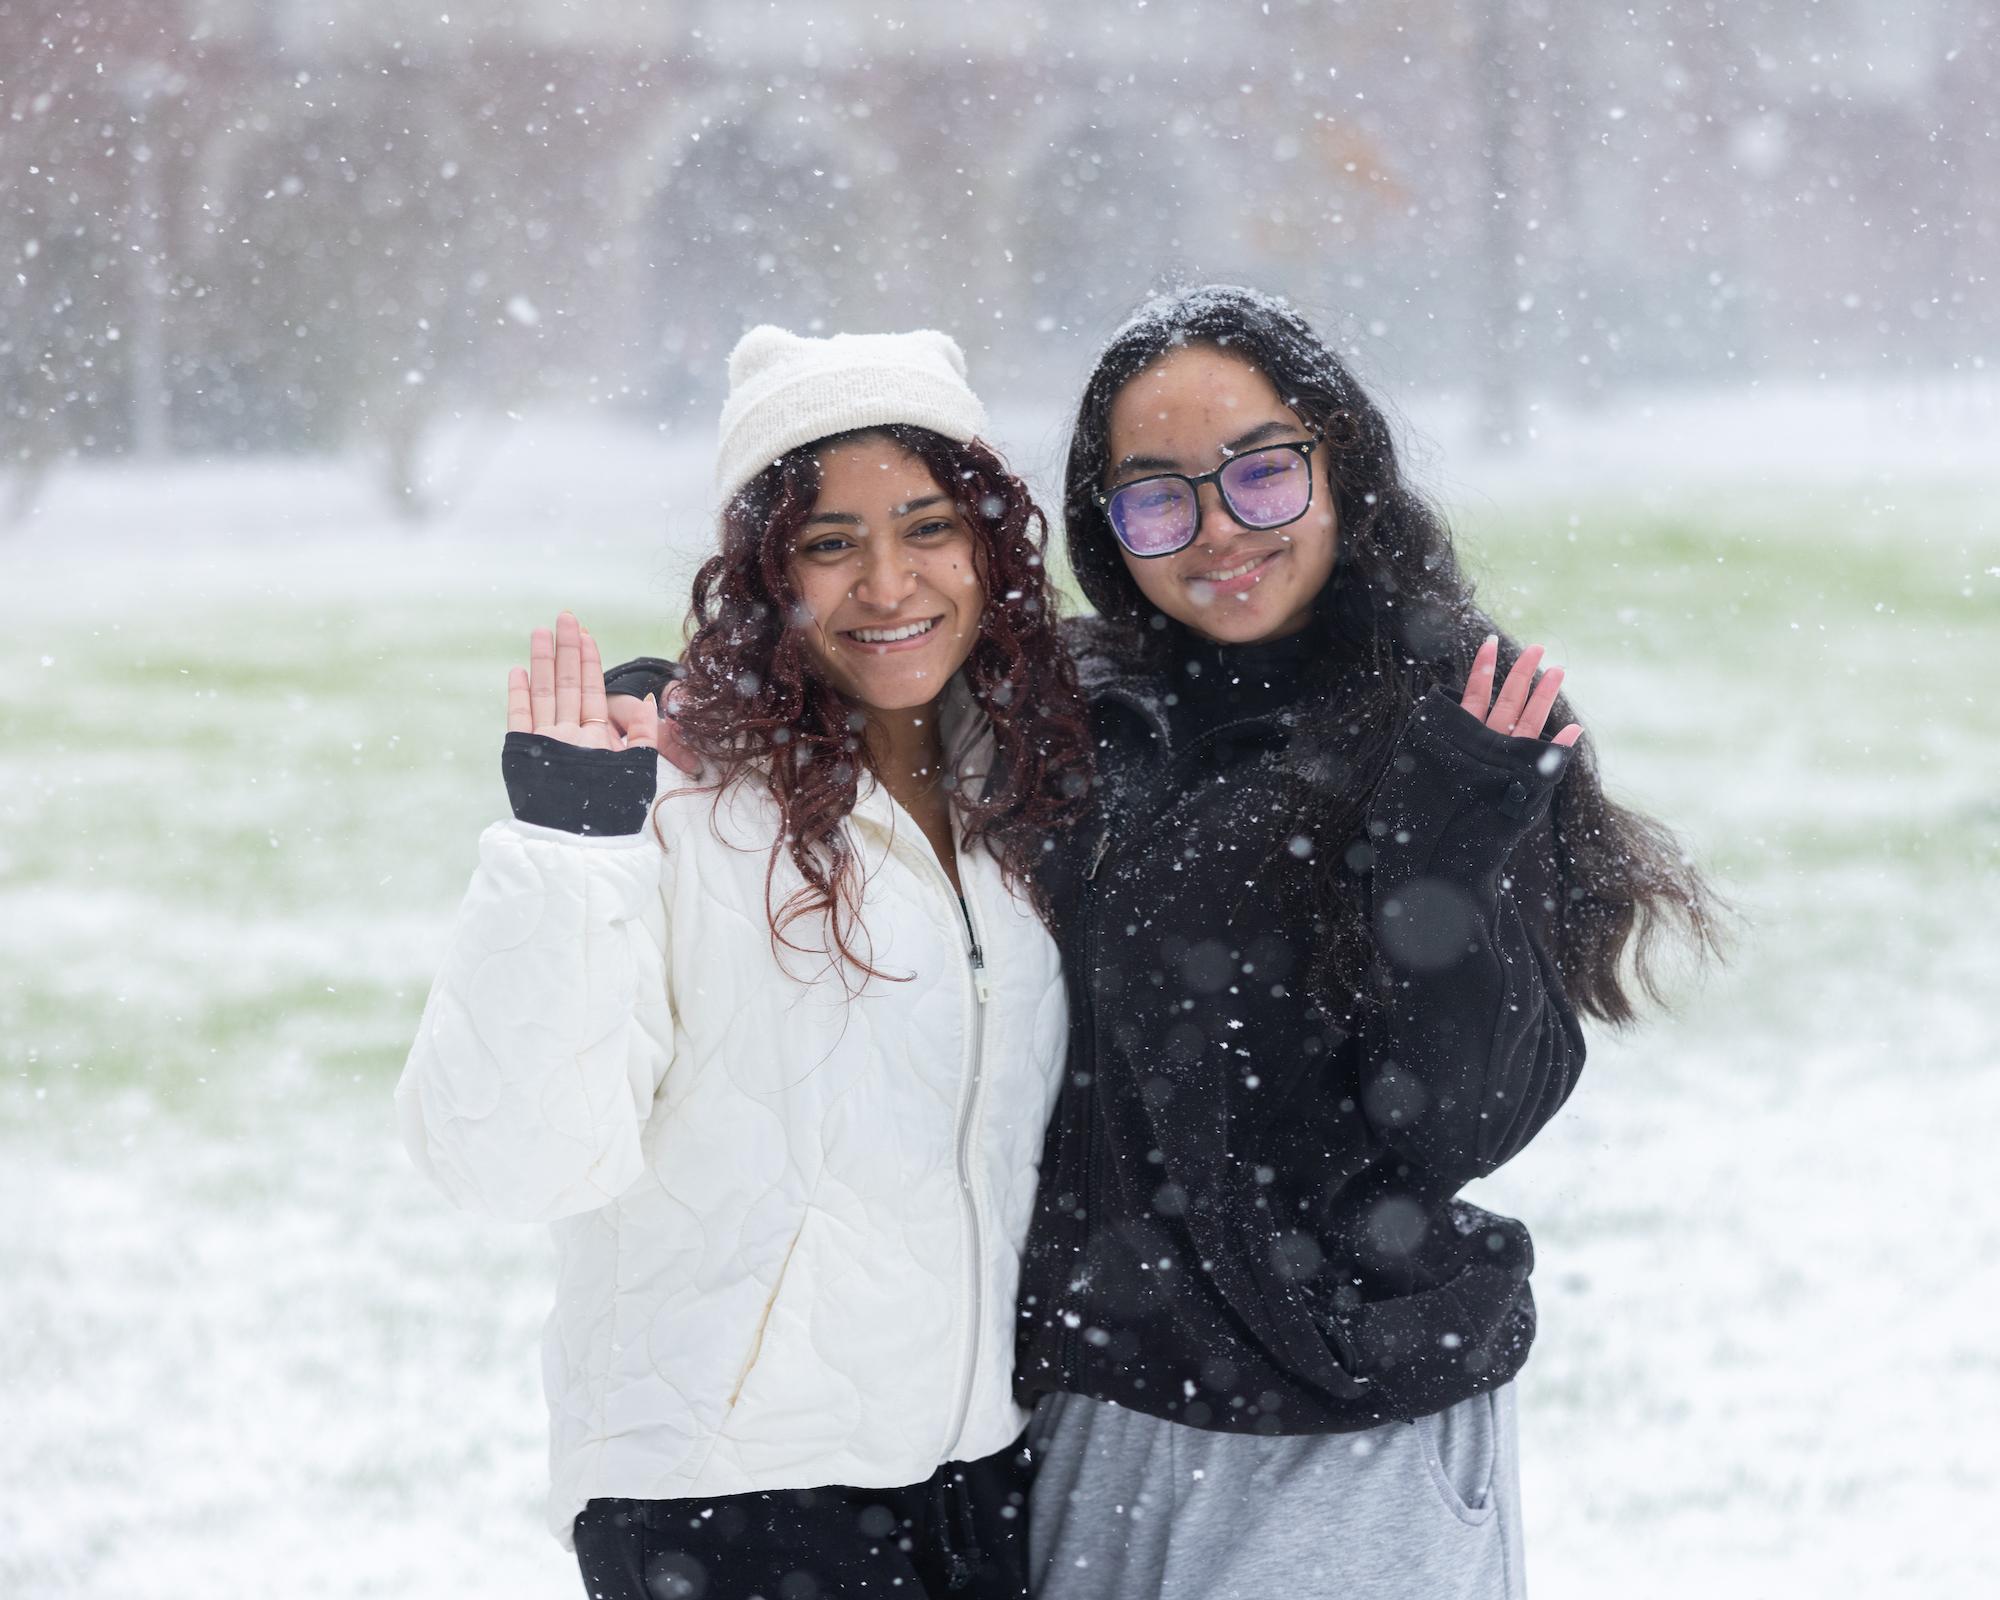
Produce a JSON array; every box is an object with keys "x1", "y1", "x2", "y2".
[
  {"x1": 3, "y1": 487, "x2": 1995, "y2": 1131},
  {"x1": 1451, "y1": 485, "x2": 1999, "y2": 881},
  {"x1": 2, "y1": 573, "x2": 683, "y2": 1125}
]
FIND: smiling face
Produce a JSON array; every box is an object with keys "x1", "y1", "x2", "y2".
[
  {"x1": 787, "y1": 435, "x2": 985, "y2": 714},
  {"x1": 1101, "y1": 343, "x2": 1338, "y2": 643}
]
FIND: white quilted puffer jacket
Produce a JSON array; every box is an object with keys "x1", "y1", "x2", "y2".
[{"x1": 396, "y1": 697, "x2": 1068, "y2": 1548}]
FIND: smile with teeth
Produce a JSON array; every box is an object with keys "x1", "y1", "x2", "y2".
[
  {"x1": 1192, "y1": 551, "x2": 1278, "y2": 584},
  {"x1": 845, "y1": 617, "x2": 941, "y2": 644}
]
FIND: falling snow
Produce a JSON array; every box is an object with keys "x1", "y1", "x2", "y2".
[{"x1": 4, "y1": 3, "x2": 1998, "y2": 1598}]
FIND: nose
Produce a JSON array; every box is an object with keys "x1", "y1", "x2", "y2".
[
  {"x1": 1193, "y1": 476, "x2": 1252, "y2": 551},
  {"x1": 851, "y1": 538, "x2": 918, "y2": 612}
]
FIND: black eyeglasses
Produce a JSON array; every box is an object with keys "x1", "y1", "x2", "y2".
[{"x1": 1095, "y1": 439, "x2": 1319, "y2": 559}]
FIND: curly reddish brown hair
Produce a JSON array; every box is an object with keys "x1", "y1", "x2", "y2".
[{"x1": 670, "y1": 424, "x2": 1092, "y2": 981}]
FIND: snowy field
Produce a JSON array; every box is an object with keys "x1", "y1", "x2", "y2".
[{"x1": 4, "y1": 381, "x2": 1997, "y2": 1597}]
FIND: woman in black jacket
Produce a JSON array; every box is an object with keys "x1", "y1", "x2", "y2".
[{"x1": 1009, "y1": 286, "x2": 1714, "y2": 1600}]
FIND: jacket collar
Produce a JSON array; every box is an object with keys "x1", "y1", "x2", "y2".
[
  {"x1": 1071, "y1": 616, "x2": 1343, "y2": 794},
  {"x1": 848, "y1": 673, "x2": 994, "y2": 840},
  {"x1": 1066, "y1": 617, "x2": 1172, "y2": 750}
]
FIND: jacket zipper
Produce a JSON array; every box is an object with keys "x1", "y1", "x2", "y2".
[
  {"x1": 723, "y1": 1214, "x2": 808, "y2": 1412},
  {"x1": 874, "y1": 794, "x2": 992, "y2": 1458},
  {"x1": 958, "y1": 890, "x2": 993, "y2": 1004},
  {"x1": 1085, "y1": 827, "x2": 1113, "y2": 881},
  {"x1": 943, "y1": 855, "x2": 991, "y2": 1457}
]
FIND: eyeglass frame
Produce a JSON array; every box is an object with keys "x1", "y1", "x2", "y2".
[{"x1": 1093, "y1": 437, "x2": 1321, "y2": 559}]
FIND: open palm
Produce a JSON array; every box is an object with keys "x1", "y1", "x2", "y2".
[
  {"x1": 506, "y1": 610, "x2": 662, "y2": 751},
  {"x1": 1459, "y1": 635, "x2": 1583, "y2": 748}
]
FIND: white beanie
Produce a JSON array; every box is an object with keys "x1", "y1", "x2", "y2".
[{"x1": 714, "y1": 325, "x2": 988, "y2": 503}]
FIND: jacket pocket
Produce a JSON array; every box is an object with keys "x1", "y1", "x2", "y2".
[
  {"x1": 1416, "y1": 1388, "x2": 1501, "y2": 1525},
  {"x1": 723, "y1": 1210, "x2": 811, "y2": 1414}
]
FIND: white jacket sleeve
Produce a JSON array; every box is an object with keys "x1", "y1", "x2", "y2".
[{"x1": 396, "y1": 813, "x2": 675, "y2": 1222}]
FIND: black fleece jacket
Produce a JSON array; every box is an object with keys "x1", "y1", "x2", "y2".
[
  {"x1": 1011, "y1": 616, "x2": 1584, "y2": 1435},
  {"x1": 600, "y1": 627, "x2": 1583, "y2": 1435}
]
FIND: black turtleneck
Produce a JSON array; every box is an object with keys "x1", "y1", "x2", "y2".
[{"x1": 1164, "y1": 618, "x2": 1321, "y2": 748}]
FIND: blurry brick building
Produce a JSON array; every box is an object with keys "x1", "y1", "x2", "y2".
[{"x1": 2, "y1": 0, "x2": 1994, "y2": 485}]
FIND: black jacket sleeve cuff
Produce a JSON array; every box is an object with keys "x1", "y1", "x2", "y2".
[
  {"x1": 501, "y1": 732, "x2": 659, "y2": 835},
  {"x1": 1371, "y1": 685, "x2": 1573, "y2": 878},
  {"x1": 602, "y1": 656, "x2": 682, "y2": 704}
]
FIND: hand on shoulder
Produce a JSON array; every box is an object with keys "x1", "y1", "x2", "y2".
[{"x1": 608, "y1": 679, "x2": 703, "y2": 777}]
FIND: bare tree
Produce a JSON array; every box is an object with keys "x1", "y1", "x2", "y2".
[{"x1": 1473, "y1": 0, "x2": 1526, "y2": 446}]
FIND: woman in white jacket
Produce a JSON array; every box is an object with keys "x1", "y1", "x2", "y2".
[{"x1": 397, "y1": 327, "x2": 1094, "y2": 1599}]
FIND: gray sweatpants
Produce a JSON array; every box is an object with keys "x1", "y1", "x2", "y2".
[{"x1": 1027, "y1": 1385, "x2": 1524, "y2": 1600}]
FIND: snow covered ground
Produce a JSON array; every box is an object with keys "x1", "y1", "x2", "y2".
[{"x1": 4, "y1": 380, "x2": 1997, "y2": 1597}]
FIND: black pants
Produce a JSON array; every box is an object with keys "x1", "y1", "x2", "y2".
[{"x1": 572, "y1": 1435, "x2": 1033, "y2": 1600}]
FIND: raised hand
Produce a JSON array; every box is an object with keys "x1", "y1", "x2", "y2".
[
  {"x1": 608, "y1": 680, "x2": 703, "y2": 777},
  {"x1": 506, "y1": 611, "x2": 656, "y2": 751},
  {"x1": 1459, "y1": 634, "x2": 1583, "y2": 748}
]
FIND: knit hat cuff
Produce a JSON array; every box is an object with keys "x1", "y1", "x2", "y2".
[{"x1": 713, "y1": 327, "x2": 987, "y2": 503}]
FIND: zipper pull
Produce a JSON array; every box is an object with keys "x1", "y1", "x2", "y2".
[
  {"x1": 1084, "y1": 828, "x2": 1112, "y2": 882},
  {"x1": 971, "y1": 944, "x2": 993, "y2": 1004}
]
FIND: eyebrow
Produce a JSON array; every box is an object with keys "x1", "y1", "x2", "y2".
[
  {"x1": 1112, "y1": 419, "x2": 1298, "y2": 478},
  {"x1": 803, "y1": 492, "x2": 948, "y2": 527}
]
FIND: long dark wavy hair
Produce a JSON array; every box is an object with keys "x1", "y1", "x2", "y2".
[
  {"x1": 1064, "y1": 285, "x2": 1720, "y2": 1026},
  {"x1": 672, "y1": 424, "x2": 1093, "y2": 981}
]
